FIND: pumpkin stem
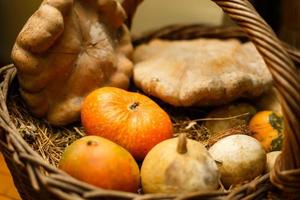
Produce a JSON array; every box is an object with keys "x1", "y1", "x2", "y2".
[
  {"x1": 129, "y1": 102, "x2": 139, "y2": 111},
  {"x1": 87, "y1": 141, "x2": 98, "y2": 146},
  {"x1": 177, "y1": 133, "x2": 188, "y2": 154}
]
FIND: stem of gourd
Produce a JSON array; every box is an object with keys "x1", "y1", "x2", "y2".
[{"x1": 177, "y1": 133, "x2": 187, "y2": 154}]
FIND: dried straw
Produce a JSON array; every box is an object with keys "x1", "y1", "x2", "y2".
[{"x1": 8, "y1": 94, "x2": 84, "y2": 167}]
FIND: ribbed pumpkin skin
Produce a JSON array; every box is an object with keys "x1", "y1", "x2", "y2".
[
  {"x1": 249, "y1": 111, "x2": 284, "y2": 152},
  {"x1": 81, "y1": 87, "x2": 173, "y2": 160}
]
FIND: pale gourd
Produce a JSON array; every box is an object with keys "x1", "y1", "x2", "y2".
[
  {"x1": 266, "y1": 151, "x2": 281, "y2": 172},
  {"x1": 204, "y1": 103, "x2": 256, "y2": 135},
  {"x1": 141, "y1": 134, "x2": 220, "y2": 194},
  {"x1": 133, "y1": 39, "x2": 272, "y2": 107},
  {"x1": 11, "y1": 0, "x2": 133, "y2": 125},
  {"x1": 209, "y1": 135, "x2": 266, "y2": 188}
]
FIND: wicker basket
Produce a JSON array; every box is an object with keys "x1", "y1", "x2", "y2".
[{"x1": 1, "y1": 0, "x2": 300, "y2": 199}]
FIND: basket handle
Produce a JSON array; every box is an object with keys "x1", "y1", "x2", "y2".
[{"x1": 122, "y1": 0, "x2": 300, "y2": 194}]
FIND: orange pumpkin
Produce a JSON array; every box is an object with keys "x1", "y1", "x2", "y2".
[
  {"x1": 59, "y1": 136, "x2": 140, "y2": 192},
  {"x1": 249, "y1": 111, "x2": 284, "y2": 152},
  {"x1": 81, "y1": 87, "x2": 173, "y2": 160}
]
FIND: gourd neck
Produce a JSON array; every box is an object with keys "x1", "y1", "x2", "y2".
[{"x1": 177, "y1": 134, "x2": 188, "y2": 154}]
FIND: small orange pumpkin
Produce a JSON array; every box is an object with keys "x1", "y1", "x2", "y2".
[
  {"x1": 249, "y1": 111, "x2": 284, "y2": 152},
  {"x1": 81, "y1": 87, "x2": 173, "y2": 160}
]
